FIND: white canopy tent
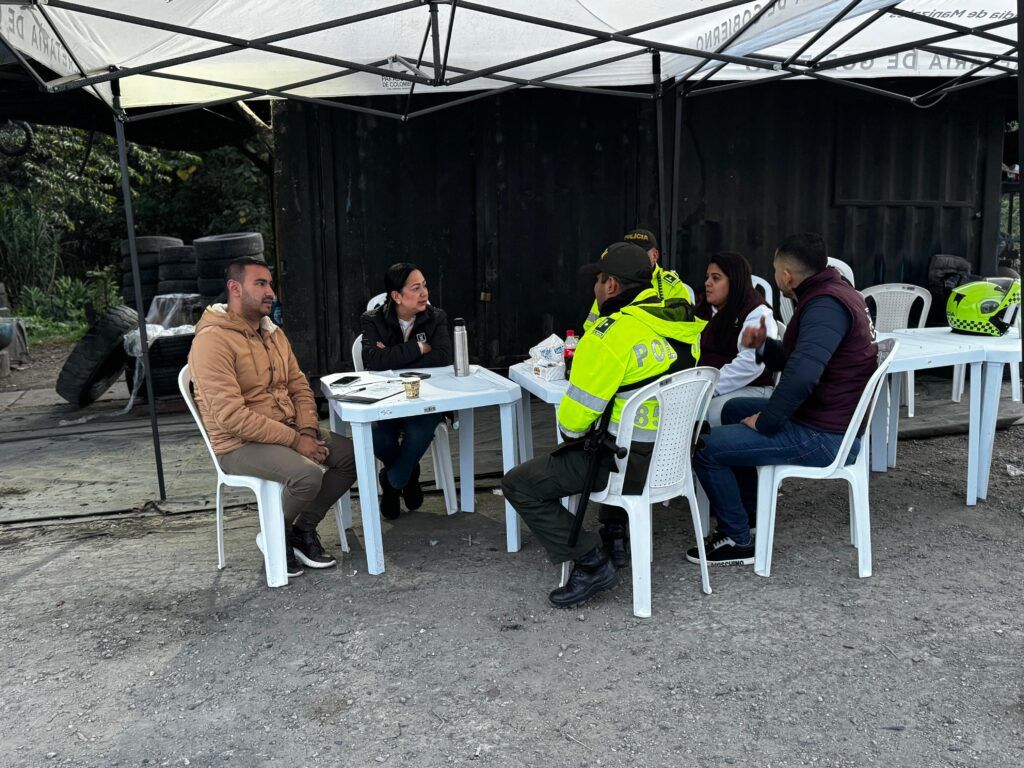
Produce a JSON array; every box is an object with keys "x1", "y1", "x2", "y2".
[{"x1": 0, "y1": 0, "x2": 1019, "y2": 499}]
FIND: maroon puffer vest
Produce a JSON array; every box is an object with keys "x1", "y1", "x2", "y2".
[
  {"x1": 784, "y1": 267, "x2": 878, "y2": 433},
  {"x1": 698, "y1": 294, "x2": 774, "y2": 388}
]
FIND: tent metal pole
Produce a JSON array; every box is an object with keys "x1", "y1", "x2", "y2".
[
  {"x1": 916, "y1": 46, "x2": 1016, "y2": 75},
  {"x1": 44, "y1": 0, "x2": 425, "y2": 93},
  {"x1": 1018, "y1": 0, "x2": 1023, "y2": 378},
  {"x1": 783, "y1": 0, "x2": 865, "y2": 68},
  {"x1": 440, "y1": 0, "x2": 458, "y2": 82},
  {"x1": 444, "y1": 0, "x2": 775, "y2": 86},
  {"x1": 681, "y1": 0, "x2": 781, "y2": 83},
  {"x1": 888, "y1": 8, "x2": 1017, "y2": 47},
  {"x1": 815, "y1": 18, "x2": 1016, "y2": 72},
  {"x1": 112, "y1": 81, "x2": 166, "y2": 501},
  {"x1": 689, "y1": 71, "x2": 799, "y2": 98},
  {"x1": 653, "y1": 52, "x2": 667, "y2": 260},
  {"x1": 913, "y1": 46, "x2": 1018, "y2": 103},
  {"x1": 668, "y1": 89, "x2": 685, "y2": 275},
  {"x1": 809, "y1": 8, "x2": 888, "y2": 66},
  {"x1": 428, "y1": 2, "x2": 443, "y2": 83}
]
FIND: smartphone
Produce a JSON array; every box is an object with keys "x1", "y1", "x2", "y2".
[
  {"x1": 400, "y1": 371, "x2": 430, "y2": 380},
  {"x1": 331, "y1": 375, "x2": 361, "y2": 387}
]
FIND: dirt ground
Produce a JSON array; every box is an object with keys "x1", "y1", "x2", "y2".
[
  {"x1": 1, "y1": 422, "x2": 1022, "y2": 768},
  {"x1": 1, "y1": 341, "x2": 75, "y2": 392}
]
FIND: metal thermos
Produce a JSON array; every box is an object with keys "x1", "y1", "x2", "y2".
[{"x1": 453, "y1": 318, "x2": 470, "y2": 376}]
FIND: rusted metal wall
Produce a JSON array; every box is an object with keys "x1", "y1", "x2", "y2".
[{"x1": 275, "y1": 81, "x2": 1007, "y2": 375}]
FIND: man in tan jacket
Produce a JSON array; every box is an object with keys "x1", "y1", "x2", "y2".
[{"x1": 188, "y1": 257, "x2": 356, "y2": 577}]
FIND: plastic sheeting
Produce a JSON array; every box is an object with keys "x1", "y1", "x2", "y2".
[{"x1": 1, "y1": 1, "x2": 1013, "y2": 109}]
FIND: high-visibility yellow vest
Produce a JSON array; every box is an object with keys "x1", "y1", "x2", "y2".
[
  {"x1": 559, "y1": 287, "x2": 706, "y2": 441},
  {"x1": 582, "y1": 265, "x2": 693, "y2": 334}
]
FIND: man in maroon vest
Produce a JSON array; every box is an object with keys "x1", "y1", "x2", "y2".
[{"x1": 688, "y1": 232, "x2": 878, "y2": 566}]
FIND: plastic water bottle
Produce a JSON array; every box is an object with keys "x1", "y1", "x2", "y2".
[
  {"x1": 453, "y1": 318, "x2": 470, "y2": 377},
  {"x1": 564, "y1": 329, "x2": 577, "y2": 376}
]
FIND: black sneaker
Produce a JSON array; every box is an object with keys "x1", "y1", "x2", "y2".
[
  {"x1": 256, "y1": 532, "x2": 303, "y2": 577},
  {"x1": 402, "y1": 462, "x2": 424, "y2": 511},
  {"x1": 289, "y1": 527, "x2": 337, "y2": 569},
  {"x1": 549, "y1": 547, "x2": 620, "y2": 609},
  {"x1": 686, "y1": 531, "x2": 755, "y2": 566},
  {"x1": 379, "y1": 467, "x2": 401, "y2": 520}
]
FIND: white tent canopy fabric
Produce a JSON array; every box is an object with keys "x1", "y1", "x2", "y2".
[{"x1": 0, "y1": 1, "x2": 1016, "y2": 111}]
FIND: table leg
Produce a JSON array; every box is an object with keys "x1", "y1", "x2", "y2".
[
  {"x1": 976, "y1": 362, "x2": 1004, "y2": 501},
  {"x1": 329, "y1": 407, "x2": 353, "y2": 530},
  {"x1": 870, "y1": 376, "x2": 891, "y2": 473},
  {"x1": 350, "y1": 421, "x2": 385, "y2": 574},
  {"x1": 499, "y1": 403, "x2": 522, "y2": 552},
  {"x1": 517, "y1": 390, "x2": 534, "y2": 462},
  {"x1": 886, "y1": 371, "x2": 904, "y2": 469},
  {"x1": 458, "y1": 408, "x2": 475, "y2": 512},
  {"x1": 965, "y1": 361, "x2": 982, "y2": 506}
]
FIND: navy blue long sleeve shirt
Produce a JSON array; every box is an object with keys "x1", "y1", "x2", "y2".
[{"x1": 755, "y1": 296, "x2": 851, "y2": 435}]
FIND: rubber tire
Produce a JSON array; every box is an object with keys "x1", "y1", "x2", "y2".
[
  {"x1": 149, "y1": 334, "x2": 194, "y2": 368},
  {"x1": 121, "y1": 253, "x2": 160, "y2": 271},
  {"x1": 157, "y1": 280, "x2": 199, "y2": 295},
  {"x1": 197, "y1": 277, "x2": 227, "y2": 296},
  {"x1": 158, "y1": 262, "x2": 197, "y2": 280},
  {"x1": 120, "y1": 236, "x2": 183, "y2": 257},
  {"x1": 149, "y1": 365, "x2": 185, "y2": 398},
  {"x1": 123, "y1": 268, "x2": 158, "y2": 286},
  {"x1": 56, "y1": 305, "x2": 138, "y2": 407},
  {"x1": 193, "y1": 232, "x2": 263, "y2": 260},
  {"x1": 159, "y1": 245, "x2": 195, "y2": 265},
  {"x1": 196, "y1": 255, "x2": 267, "y2": 280}
]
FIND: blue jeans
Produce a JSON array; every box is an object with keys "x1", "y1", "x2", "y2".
[
  {"x1": 693, "y1": 398, "x2": 857, "y2": 546},
  {"x1": 372, "y1": 413, "x2": 444, "y2": 489}
]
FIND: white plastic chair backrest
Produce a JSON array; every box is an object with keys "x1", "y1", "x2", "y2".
[
  {"x1": 778, "y1": 295, "x2": 794, "y2": 324},
  {"x1": 352, "y1": 334, "x2": 365, "y2": 372},
  {"x1": 821, "y1": 338, "x2": 898, "y2": 472},
  {"x1": 366, "y1": 293, "x2": 386, "y2": 312},
  {"x1": 751, "y1": 275, "x2": 774, "y2": 311},
  {"x1": 828, "y1": 257, "x2": 855, "y2": 287},
  {"x1": 606, "y1": 367, "x2": 719, "y2": 499},
  {"x1": 178, "y1": 365, "x2": 224, "y2": 473},
  {"x1": 681, "y1": 282, "x2": 695, "y2": 304},
  {"x1": 860, "y1": 284, "x2": 931, "y2": 332}
]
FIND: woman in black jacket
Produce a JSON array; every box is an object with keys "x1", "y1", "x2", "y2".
[{"x1": 360, "y1": 263, "x2": 453, "y2": 519}]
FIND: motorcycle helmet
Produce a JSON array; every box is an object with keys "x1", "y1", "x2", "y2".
[{"x1": 946, "y1": 278, "x2": 1020, "y2": 336}]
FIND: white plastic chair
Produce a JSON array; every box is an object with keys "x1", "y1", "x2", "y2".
[
  {"x1": 350, "y1": 333, "x2": 458, "y2": 514},
  {"x1": 751, "y1": 275, "x2": 774, "y2": 313},
  {"x1": 366, "y1": 292, "x2": 386, "y2": 311},
  {"x1": 778, "y1": 258, "x2": 855, "y2": 324},
  {"x1": 861, "y1": 284, "x2": 931, "y2": 417},
  {"x1": 561, "y1": 367, "x2": 720, "y2": 618},
  {"x1": 681, "y1": 282, "x2": 695, "y2": 304},
  {"x1": 178, "y1": 365, "x2": 349, "y2": 588},
  {"x1": 753, "y1": 339, "x2": 898, "y2": 579}
]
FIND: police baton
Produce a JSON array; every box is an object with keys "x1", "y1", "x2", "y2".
[{"x1": 567, "y1": 408, "x2": 626, "y2": 548}]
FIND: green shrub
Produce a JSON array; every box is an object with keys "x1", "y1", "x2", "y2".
[
  {"x1": 13, "y1": 266, "x2": 122, "y2": 323},
  {"x1": 0, "y1": 192, "x2": 63, "y2": 301}
]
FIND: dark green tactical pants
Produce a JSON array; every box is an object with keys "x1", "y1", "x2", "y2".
[{"x1": 500, "y1": 443, "x2": 651, "y2": 563}]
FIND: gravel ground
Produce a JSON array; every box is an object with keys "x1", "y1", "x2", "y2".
[{"x1": 1, "y1": 426, "x2": 1022, "y2": 768}]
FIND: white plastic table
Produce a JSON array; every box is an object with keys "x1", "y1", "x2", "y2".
[
  {"x1": 870, "y1": 332, "x2": 985, "y2": 504},
  {"x1": 321, "y1": 366, "x2": 523, "y2": 574},
  {"x1": 881, "y1": 327, "x2": 1021, "y2": 503},
  {"x1": 507, "y1": 362, "x2": 569, "y2": 461}
]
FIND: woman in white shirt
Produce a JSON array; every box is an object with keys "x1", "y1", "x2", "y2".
[{"x1": 694, "y1": 252, "x2": 779, "y2": 426}]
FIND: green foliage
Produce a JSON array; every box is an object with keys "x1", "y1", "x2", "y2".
[
  {"x1": 0, "y1": 192, "x2": 63, "y2": 301},
  {"x1": 14, "y1": 266, "x2": 122, "y2": 323},
  {"x1": 20, "y1": 316, "x2": 88, "y2": 347}
]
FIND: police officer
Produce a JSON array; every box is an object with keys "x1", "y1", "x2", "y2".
[
  {"x1": 501, "y1": 242, "x2": 705, "y2": 609},
  {"x1": 582, "y1": 228, "x2": 692, "y2": 334}
]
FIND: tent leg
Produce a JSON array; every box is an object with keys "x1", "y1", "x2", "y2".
[
  {"x1": 653, "y1": 52, "x2": 667, "y2": 256},
  {"x1": 1018, "y1": 0, "x2": 1023, "y2": 387},
  {"x1": 668, "y1": 89, "x2": 685, "y2": 274},
  {"x1": 113, "y1": 87, "x2": 167, "y2": 501}
]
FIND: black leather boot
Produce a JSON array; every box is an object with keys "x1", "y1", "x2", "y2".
[
  {"x1": 402, "y1": 462, "x2": 424, "y2": 511},
  {"x1": 379, "y1": 467, "x2": 401, "y2": 520},
  {"x1": 599, "y1": 523, "x2": 630, "y2": 569},
  {"x1": 548, "y1": 546, "x2": 620, "y2": 609}
]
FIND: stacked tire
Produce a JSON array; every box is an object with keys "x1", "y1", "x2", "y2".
[
  {"x1": 195, "y1": 232, "x2": 265, "y2": 305},
  {"x1": 121, "y1": 236, "x2": 183, "y2": 312},
  {"x1": 157, "y1": 245, "x2": 197, "y2": 295}
]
